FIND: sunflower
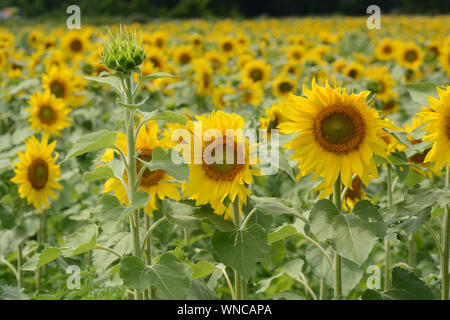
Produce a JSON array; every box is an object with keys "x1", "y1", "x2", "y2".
[
  {"x1": 11, "y1": 135, "x2": 62, "y2": 212},
  {"x1": 173, "y1": 45, "x2": 194, "y2": 66},
  {"x1": 366, "y1": 66, "x2": 398, "y2": 103},
  {"x1": 190, "y1": 34, "x2": 204, "y2": 50},
  {"x1": 238, "y1": 81, "x2": 263, "y2": 106},
  {"x1": 102, "y1": 121, "x2": 181, "y2": 215},
  {"x1": 28, "y1": 29, "x2": 43, "y2": 49},
  {"x1": 42, "y1": 66, "x2": 76, "y2": 105},
  {"x1": 440, "y1": 47, "x2": 450, "y2": 75},
  {"x1": 212, "y1": 86, "x2": 235, "y2": 109},
  {"x1": 0, "y1": 50, "x2": 6, "y2": 72},
  {"x1": 241, "y1": 59, "x2": 271, "y2": 85},
  {"x1": 342, "y1": 61, "x2": 364, "y2": 80},
  {"x1": 283, "y1": 61, "x2": 302, "y2": 77},
  {"x1": 192, "y1": 59, "x2": 213, "y2": 96},
  {"x1": 182, "y1": 111, "x2": 258, "y2": 218},
  {"x1": 218, "y1": 36, "x2": 236, "y2": 58},
  {"x1": 396, "y1": 42, "x2": 423, "y2": 70},
  {"x1": 418, "y1": 86, "x2": 450, "y2": 170},
  {"x1": 205, "y1": 50, "x2": 227, "y2": 74},
  {"x1": 260, "y1": 103, "x2": 287, "y2": 138},
  {"x1": 279, "y1": 79, "x2": 390, "y2": 196},
  {"x1": 287, "y1": 45, "x2": 306, "y2": 64},
  {"x1": 7, "y1": 51, "x2": 26, "y2": 79},
  {"x1": 61, "y1": 30, "x2": 90, "y2": 58},
  {"x1": 375, "y1": 38, "x2": 396, "y2": 61},
  {"x1": 43, "y1": 50, "x2": 67, "y2": 72},
  {"x1": 26, "y1": 91, "x2": 71, "y2": 136},
  {"x1": 272, "y1": 74, "x2": 297, "y2": 98},
  {"x1": 144, "y1": 49, "x2": 166, "y2": 72},
  {"x1": 342, "y1": 176, "x2": 369, "y2": 212},
  {"x1": 151, "y1": 31, "x2": 169, "y2": 50}
]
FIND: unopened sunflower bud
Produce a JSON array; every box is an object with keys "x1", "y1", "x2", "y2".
[{"x1": 100, "y1": 28, "x2": 146, "y2": 74}]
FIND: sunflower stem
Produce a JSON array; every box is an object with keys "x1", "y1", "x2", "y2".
[
  {"x1": 232, "y1": 198, "x2": 243, "y2": 300},
  {"x1": 17, "y1": 242, "x2": 23, "y2": 289},
  {"x1": 385, "y1": 164, "x2": 393, "y2": 290},
  {"x1": 36, "y1": 210, "x2": 46, "y2": 292},
  {"x1": 441, "y1": 164, "x2": 450, "y2": 300},
  {"x1": 333, "y1": 176, "x2": 342, "y2": 298},
  {"x1": 124, "y1": 73, "x2": 142, "y2": 300},
  {"x1": 144, "y1": 214, "x2": 153, "y2": 299}
]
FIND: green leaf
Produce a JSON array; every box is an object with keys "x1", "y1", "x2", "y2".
[
  {"x1": 139, "y1": 146, "x2": 188, "y2": 181},
  {"x1": 85, "y1": 74, "x2": 123, "y2": 96},
  {"x1": 82, "y1": 166, "x2": 115, "y2": 183},
  {"x1": 249, "y1": 195, "x2": 299, "y2": 216},
  {"x1": 140, "y1": 72, "x2": 178, "y2": 81},
  {"x1": 0, "y1": 285, "x2": 29, "y2": 300},
  {"x1": 193, "y1": 207, "x2": 236, "y2": 232},
  {"x1": 406, "y1": 82, "x2": 438, "y2": 107},
  {"x1": 62, "y1": 224, "x2": 98, "y2": 257},
  {"x1": 162, "y1": 199, "x2": 202, "y2": 229},
  {"x1": 93, "y1": 192, "x2": 149, "y2": 234},
  {"x1": 362, "y1": 267, "x2": 434, "y2": 300},
  {"x1": 190, "y1": 260, "x2": 216, "y2": 279},
  {"x1": 267, "y1": 219, "x2": 304, "y2": 243},
  {"x1": 63, "y1": 130, "x2": 117, "y2": 162},
  {"x1": 141, "y1": 111, "x2": 187, "y2": 125},
  {"x1": 119, "y1": 253, "x2": 191, "y2": 299},
  {"x1": 212, "y1": 223, "x2": 271, "y2": 280},
  {"x1": 310, "y1": 199, "x2": 380, "y2": 266},
  {"x1": 22, "y1": 247, "x2": 62, "y2": 271}
]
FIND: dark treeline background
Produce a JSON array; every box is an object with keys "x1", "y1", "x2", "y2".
[{"x1": 0, "y1": 0, "x2": 449, "y2": 18}]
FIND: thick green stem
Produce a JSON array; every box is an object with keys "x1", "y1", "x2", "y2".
[
  {"x1": 144, "y1": 214, "x2": 153, "y2": 299},
  {"x1": 124, "y1": 75, "x2": 142, "y2": 300},
  {"x1": 184, "y1": 228, "x2": 190, "y2": 247},
  {"x1": 442, "y1": 164, "x2": 450, "y2": 300},
  {"x1": 408, "y1": 233, "x2": 415, "y2": 267},
  {"x1": 385, "y1": 165, "x2": 393, "y2": 290},
  {"x1": 36, "y1": 210, "x2": 46, "y2": 292},
  {"x1": 333, "y1": 177, "x2": 342, "y2": 298},
  {"x1": 17, "y1": 243, "x2": 23, "y2": 289},
  {"x1": 232, "y1": 199, "x2": 243, "y2": 300},
  {"x1": 320, "y1": 278, "x2": 325, "y2": 300}
]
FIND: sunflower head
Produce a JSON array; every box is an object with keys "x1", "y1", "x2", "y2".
[
  {"x1": 100, "y1": 28, "x2": 146, "y2": 74},
  {"x1": 279, "y1": 79, "x2": 389, "y2": 197},
  {"x1": 11, "y1": 135, "x2": 62, "y2": 212}
]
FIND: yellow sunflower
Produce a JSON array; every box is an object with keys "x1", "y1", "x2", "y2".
[
  {"x1": 238, "y1": 81, "x2": 263, "y2": 106},
  {"x1": 260, "y1": 103, "x2": 287, "y2": 138},
  {"x1": 205, "y1": 50, "x2": 227, "y2": 74},
  {"x1": 440, "y1": 47, "x2": 450, "y2": 75},
  {"x1": 182, "y1": 111, "x2": 258, "y2": 218},
  {"x1": 192, "y1": 59, "x2": 213, "y2": 97},
  {"x1": 342, "y1": 176, "x2": 369, "y2": 212},
  {"x1": 212, "y1": 86, "x2": 235, "y2": 109},
  {"x1": 287, "y1": 45, "x2": 306, "y2": 64},
  {"x1": 396, "y1": 42, "x2": 423, "y2": 70},
  {"x1": 366, "y1": 66, "x2": 398, "y2": 103},
  {"x1": 102, "y1": 121, "x2": 181, "y2": 215},
  {"x1": 342, "y1": 61, "x2": 364, "y2": 80},
  {"x1": 42, "y1": 66, "x2": 83, "y2": 106},
  {"x1": 218, "y1": 36, "x2": 237, "y2": 58},
  {"x1": 61, "y1": 30, "x2": 90, "y2": 58},
  {"x1": 26, "y1": 90, "x2": 71, "y2": 137},
  {"x1": 11, "y1": 135, "x2": 62, "y2": 212},
  {"x1": 279, "y1": 79, "x2": 391, "y2": 197},
  {"x1": 241, "y1": 59, "x2": 271, "y2": 85},
  {"x1": 173, "y1": 45, "x2": 194, "y2": 66},
  {"x1": 375, "y1": 38, "x2": 396, "y2": 61},
  {"x1": 418, "y1": 86, "x2": 450, "y2": 170},
  {"x1": 272, "y1": 74, "x2": 297, "y2": 98}
]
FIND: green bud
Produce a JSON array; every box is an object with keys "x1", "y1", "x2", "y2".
[{"x1": 100, "y1": 27, "x2": 146, "y2": 74}]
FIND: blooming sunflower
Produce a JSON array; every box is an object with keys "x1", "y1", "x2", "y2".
[
  {"x1": 342, "y1": 176, "x2": 369, "y2": 212},
  {"x1": 11, "y1": 135, "x2": 62, "y2": 212},
  {"x1": 440, "y1": 47, "x2": 450, "y2": 75},
  {"x1": 260, "y1": 103, "x2": 287, "y2": 138},
  {"x1": 182, "y1": 111, "x2": 258, "y2": 218},
  {"x1": 375, "y1": 38, "x2": 396, "y2": 61},
  {"x1": 212, "y1": 86, "x2": 235, "y2": 109},
  {"x1": 279, "y1": 79, "x2": 391, "y2": 196},
  {"x1": 241, "y1": 59, "x2": 271, "y2": 85},
  {"x1": 42, "y1": 66, "x2": 75, "y2": 103},
  {"x1": 218, "y1": 36, "x2": 236, "y2": 58},
  {"x1": 366, "y1": 66, "x2": 398, "y2": 103},
  {"x1": 192, "y1": 59, "x2": 213, "y2": 97},
  {"x1": 205, "y1": 50, "x2": 227, "y2": 74},
  {"x1": 173, "y1": 45, "x2": 194, "y2": 66},
  {"x1": 272, "y1": 74, "x2": 297, "y2": 98},
  {"x1": 396, "y1": 42, "x2": 423, "y2": 70},
  {"x1": 287, "y1": 45, "x2": 306, "y2": 64},
  {"x1": 418, "y1": 86, "x2": 450, "y2": 170},
  {"x1": 61, "y1": 30, "x2": 90, "y2": 58},
  {"x1": 238, "y1": 81, "x2": 263, "y2": 106},
  {"x1": 26, "y1": 91, "x2": 71, "y2": 137},
  {"x1": 343, "y1": 61, "x2": 364, "y2": 80},
  {"x1": 102, "y1": 121, "x2": 181, "y2": 215}
]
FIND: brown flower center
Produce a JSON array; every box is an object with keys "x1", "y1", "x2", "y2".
[
  {"x1": 313, "y1": 105, "x2": 366, "y2": 154},
  {"x1": 27, "y1": 158, "x2": 49, "y2": 190},
  {"x1": 50, "y1": 80, "x2": 65, "y2": 98},
  {"x1": 136, "y1": 148, "x2": 165, "y2": 187},
  {"x1": 202, "y1": 141, "x2": 245, "y2": 181},
  {"x1": 38, "y1": 106, "x2": 57, "y2": 125},
  {"x1": 70, "y1": 39, "x2": 82, "y2": 53},
  {"x1": 250, "y1": 68, "x2": 263, "y2": 82},
  {"x1": 179, "y1": 53, "x2": 191, "y2": 65},
  {"x1": 279, "y1": 81, "x2": 293, "y2": 93},
  {"x1": 405, "y1": 49, "x2": 418, "y2": 62}
]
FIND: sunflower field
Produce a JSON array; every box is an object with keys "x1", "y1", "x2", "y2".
[{"x1": 1, "y1": 15, "x2": 450, "y2": 302}]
